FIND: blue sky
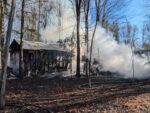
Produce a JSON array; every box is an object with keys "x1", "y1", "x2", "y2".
[
  {"x1": 125, "y1": 0, "x2": 147, "y2": 44},
  {"x1": 90, "y1": 0, "x2": 146, "y2": 28},
  {"x1": 126, "y1": 0, "x2": 146, "y2": 30},
  {"x1": 90, "y1": 0, "x2": 147, "y2": 42}
]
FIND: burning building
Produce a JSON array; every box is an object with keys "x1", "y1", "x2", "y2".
[{"x1": 9, "y1": 39, "x2": 71, "y2": 77}]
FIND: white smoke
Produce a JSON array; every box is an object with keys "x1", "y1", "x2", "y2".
[{"x1": 92, "y1": 27, "x2": 150, "y2": 78}]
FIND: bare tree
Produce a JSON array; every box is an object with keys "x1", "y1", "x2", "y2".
[
  {"x1": 38, "y1": 0, "x2": 41, "y2": 41},
  {"x1": 76, "y1": 0, "x2": 82, "y2": 77},
  {"x1": 85, "y1": 0, "x2": 101, "y2": 87},
  {"x1": 37, "y1": 0, "x2": 54, "y2": 41},
  {"x1": 131, "y1": 25, "x2": 138, "y2": 78},
  {"x1": 109, "y1": 21, "x2": 120, "y2": 42},
  {"x1": 120, "y1": 22, "x2": 138, "y2": 78},
  {"x1": 142, "y1": 23, "x2": 150, "y2": 49},
  {"x1": 0, "y1": 0, "x2": 16, "y2": 108},
  {"x1": 120, "y1": 22, "x2": 138, "y2": 46},
  {"x1": 100, "y1": 0, "x2": 128, "y2": 28},
  {"x1": 142, "y1": 23, "x2": 150, "y2": 62},
  {"x1": 0, "y1": 0, "x2": 4, "y2": 74},
  {"x1": 70, "y1": 0, "x2": 83, "y2": 77},
  {"x1": 19, "y1": 0, "x2": 25, "y2": 78},
  {"x1": 83, "y1": 0, "x2": 90, "y2": 52},
  {"x1": 82, "y1": 0, "x2": 90, "y2": 77},
  {"x1": 89, "y1": 0, "x2": 100, "y2": 75}
]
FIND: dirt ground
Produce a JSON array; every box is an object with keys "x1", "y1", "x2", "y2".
[{"x1": 0, "y1": 75, "x2": 150, "y2": 113}]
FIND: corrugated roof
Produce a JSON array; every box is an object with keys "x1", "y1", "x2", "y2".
[{"x1": 13, "y1": 39, "x2": 70, "y2": 52}]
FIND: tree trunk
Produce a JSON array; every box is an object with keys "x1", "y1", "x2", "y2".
[
  {"x1": 88, "y1": 21, "x2": 98, "y2": 88},
  {"x1": 131, "y1": 38, "x2": 135, "y2": 79},
  {"x1": 89, "y1": 0, "x2": 100, "y2": 72},
  {"x1": 75, "y1": 0, "x2": 82, "y2": 78},
  {"x1": 0, "y1": 0, "x2": 16, "y2": 108},
  {"x1": 88, "y1": 0, "x2": 100, "y2": 87},
  {"x1": 84, "y1": 0, "x2": 90, "y2": 77},
  {"x1": 0, "y1": 0, "x2": 4, "y2": 72},
  {"x1": 38, "y1": 0, "x2": 41, "y2": 41},
  {"x1": 19, "y1": 0, "x2": 25, "y2": 78},
  {"x1": 89, "y1": 21, "x2": 98, "y2": 70},
  {"x1": 76, "y1": 13, "x2": 81, "y2": 77}
]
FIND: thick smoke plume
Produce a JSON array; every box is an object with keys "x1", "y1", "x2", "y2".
[{"x1": 92, "y1": 27, "x2": 150, "y2": 78}]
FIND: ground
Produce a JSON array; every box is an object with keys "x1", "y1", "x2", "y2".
[{"x1": 0, "y1": 75, "x2": 150, "y2": 113}]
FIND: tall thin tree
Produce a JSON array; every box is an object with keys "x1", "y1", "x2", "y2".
[
  {"x1": 0, "y1": 0, "x2": 16, "y2": 108},
  {"x1": 89, "y1": 0, "x2": 100, "y2": 73},
  {"x1": 38, "y1": 0, "x2": 41, "y2": 41},
  {"x1": 75, "y1": 0, "x2": 82, "y2": 77},
  {"x1": 83, "y1": 0, "x2": 90, "y2": 77},
  {"x1": 0, "y1": 0, "x2": 4, "y2": 76},
  {"x1": 19, "y1": 0, "x2": 25, "y2": 78}
]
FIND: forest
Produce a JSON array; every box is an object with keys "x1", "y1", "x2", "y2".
[{"x1": 0, "y1": 0, "x2": 150, "y2": 113}]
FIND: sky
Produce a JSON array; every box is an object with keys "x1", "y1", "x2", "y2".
[
  {"x1": 126, "y1": 0, "x2": 146, "y2": 30},
  {"x1": 125, "y1": 0, "x2": 148, "y2": 45},
  {"x1": 42, "y1": 0, "x2": 148, "y2": 43}
]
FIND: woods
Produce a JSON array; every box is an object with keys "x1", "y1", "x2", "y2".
[{"x1": 0, "y1": 0, "x2": 150, "y2": 112}]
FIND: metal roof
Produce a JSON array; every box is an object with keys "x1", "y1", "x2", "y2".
[{"x1": 11, "y1": 39, "x2": 70, "y2": 52}]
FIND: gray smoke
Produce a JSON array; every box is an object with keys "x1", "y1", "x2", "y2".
[{"x1": 91, "y1": 27, "x2": 150, "y2": 78}]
